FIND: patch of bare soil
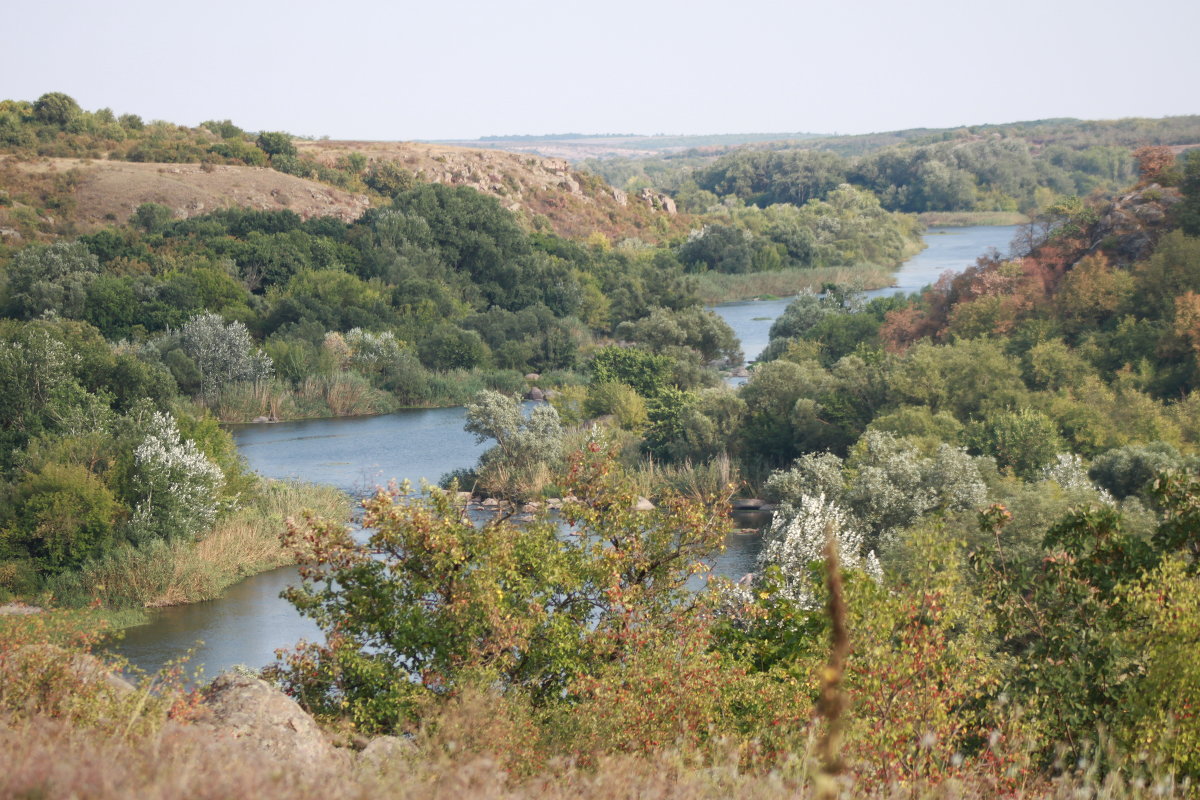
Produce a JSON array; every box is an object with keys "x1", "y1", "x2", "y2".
[{"x1": 19, "y1": 158, "x2": 371, "y2": 226}]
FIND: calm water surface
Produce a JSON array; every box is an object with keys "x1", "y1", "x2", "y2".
[
  {"x1": 712, "y1": 225, "x2": 1018, "y2": 361},
  {"x1": 111, "y1": 225, "x2": 1019, "y2": 676}
]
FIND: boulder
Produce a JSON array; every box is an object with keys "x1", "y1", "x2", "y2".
[
  {"x1": 633, "y1": 496, "x2": 655, "y2": 512},
  {"x1": 358, "y1": 735, "x2": 416, "y2": 773},
  {"x1": 526, "y1": 387, "x2": 545, "y2": 401},
  {"x1": 524, "y1": 373, "x2": 541, "y2": 381},
  {"x1": 0, "y1": 602, "x2": 43, "y2": 616},
  {"x1": 251, "y1": 416, "x2": 271, "y2": 424},
  {"x1": 191, "y1": 673, "x2": 341, "y2": 765}
]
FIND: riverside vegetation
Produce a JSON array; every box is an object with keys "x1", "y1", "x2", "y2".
[{"x1": 3, "y1": 93, "x2": 1200, "y2": 797}]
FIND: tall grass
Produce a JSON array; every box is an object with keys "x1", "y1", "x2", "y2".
[
  {"x1": 631, "y1": 453, "x2": 740, "y2": 502},
  {"x1": 0, "y1": 709, "x2": 1192, "y2": 800},
  {"x1": 47, "y1": 481, "x2": 349, "y2": 610},
  {"x1": 694, "y1": 266, "x2": 895, "y2": 305},
  {"x1": 213, "y1": 369, "x2": 545, "y2": 423},
  {"x1": 917, "y1": 211, "x2": 1030, "y2": 227}
]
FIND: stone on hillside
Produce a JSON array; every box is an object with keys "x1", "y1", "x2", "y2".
[
  {"x1": 0, "y1": 602, "x2": 43, "y2": 616},
  {"x1": 633, "y1": 496, "x2": 655, "y2": 512},
  {"x1": 358, "y1": 735, "x2": 416, "y2": 773},
  {"x1": 191, "y1": 673, "x2": 341, "y2": 765},
  {"x1": 524, "y1": 373, "x2": 541, "y2": 381},
  {"x1": 526, "y1": 387, "x2": 545, "y2": 401}
]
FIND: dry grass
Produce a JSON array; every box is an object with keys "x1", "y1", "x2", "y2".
[
  {"x1": 0, "y1": 711, "x2": 1191, "y2": 800},
  {"x1": 5, "y1": 157, "x2": 370, "y2": 229},
  {"x1": 63, "y1": 481, "x2": 349, "y2": 609}
]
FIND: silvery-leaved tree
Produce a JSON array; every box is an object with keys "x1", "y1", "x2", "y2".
[
  {"x1": 180, "y1": 312, "x2": 273, "y2": 400},
  {"x1": 127, "y1": 411, "x2": 224, "y2": 543},
  {"x1": 757, "y1": 493, "x2": 881, "y2": 609},
  {"x1": 464, "y1": 390, "x2": 564, "y2": 501}
]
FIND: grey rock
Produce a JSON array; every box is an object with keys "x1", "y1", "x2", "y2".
[
  {"x1": 358, "y1": 735, "x2": 415, "y2": 773},
  {"x1": 0, "y1": 602, "x2": 43, "y2": 616},
  {"x1": 192, "y1": 673, "x2": 342, "y2": 766},
  {"x1": 633, "y1": 496, "x2": 655, "y2": 512}
]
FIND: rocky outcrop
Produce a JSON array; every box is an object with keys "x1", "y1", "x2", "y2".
[
  {"x1": 1090, "y1": 183, "x2": 1181, "y2": 265},
  {"x1": 358, "y1": 735, "x2": 416, "y2": 773},
  {"x1": 638, "y1": 187, "x2": 677, "y2": 215},
  {"x1": 293, "y1": 140, "x2": 687, "y2": 240},
  {"x1": 191, "y1": 673, "x2": 343, "y2": 766}
]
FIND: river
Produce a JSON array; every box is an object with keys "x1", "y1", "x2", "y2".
[
  {"x1": 110, "y1": 224, "x2": 1019, "y2": 677},
  {"x1": 715, "y1": 225, "x2": 1019, "y2": 362}
]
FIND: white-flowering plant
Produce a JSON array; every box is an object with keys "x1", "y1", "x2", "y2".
[
  {"x1": 127, "y1": 411, "x2": 225, "y2": 543},
  {"x1": 1041, "y1": 452, "x2": 1114, "y2": 504},
  {"x1": 757, "y1": 493, "x2": 882, "y2": 609},
  {"x1": 343, "y1": 328, "x2": 406, "y2": 373}
]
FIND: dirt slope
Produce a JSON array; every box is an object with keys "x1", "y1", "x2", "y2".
[
  {"x1": 297, "y1": 140, "x2": 686, "y2": 240},
  {"x1": 1, "y1": 142, "x2": 686, "y2": 243},
  {"x1": 15, "y1": 158, "x2": 371, "y2": 226}
]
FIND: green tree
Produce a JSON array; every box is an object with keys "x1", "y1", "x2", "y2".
[
  {"x1": 3, "y1": 463, "x2": 118, "y2": 573},
  {"x1": 256, "y1": 131, "x2": 297, "y2": 158},
  {"x1": 179, "y1": 312, "x2": 273, "y2": 400},
  {"x1": 269, "y1": 445, "x2": 729, "y2": 732},
  {"x1": 588, "y1": 346, "x2": 673, "y2": 398},
  {"x1": 31, "y1": 92, "x2": 81, "y2": 126}
]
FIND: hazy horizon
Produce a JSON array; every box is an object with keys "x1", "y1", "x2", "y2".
[{"x1": 5, "y1": 0, "x2": 1198, "y2": 141}]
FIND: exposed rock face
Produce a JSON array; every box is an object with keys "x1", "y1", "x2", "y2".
[
  {"x1": 638, "y1": 187, "x2": 677, "y2": 215},
  {"x1": 294, "y1": 140, "x2": 687, "y2": 240},
  {"x1": 1090, "y1": 184, "x2": 1181, "y2": 265},
  {"x1": 358, "y1": 735, "x2": 416, "y2": 773},
  {"x1": 191, "y1": 674, "x2": 341, "y2": 765}
]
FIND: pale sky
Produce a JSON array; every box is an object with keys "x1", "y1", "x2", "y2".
[{"x1": 6, "y1": 0, "x2": 1198, "y2": 140}]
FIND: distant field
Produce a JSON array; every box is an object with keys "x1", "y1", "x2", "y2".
[{"x1": 432, "y1": 132, "x2": 829, "y2": 161}]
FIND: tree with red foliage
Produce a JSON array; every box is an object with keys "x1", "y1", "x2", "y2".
[{"x1": 1133, "y1": 146, "x2": 1176, "y2": 186}]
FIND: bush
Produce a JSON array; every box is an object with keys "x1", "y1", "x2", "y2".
[
  {"x1": 3, "y1": 464, "x2": 118, "y2": 573},
  {"x1": 584, "y1": 381, "x2": 647, "y2": 430},
  {"x1": 124, "y1": 411, "x2": 224, "y2": 544},
  {"x1": 269, "y1": 445, "x2": 730, "y2": 735}
]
